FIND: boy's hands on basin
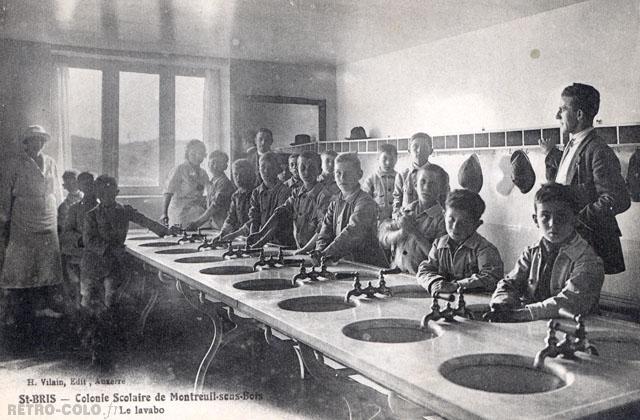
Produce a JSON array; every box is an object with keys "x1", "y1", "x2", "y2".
[
  {"x1": 483, "y1": 308, "x2": 533, "y2": 322},
  {"x1": 431, "y1": 280, "x2": 458, "y2": 295}
]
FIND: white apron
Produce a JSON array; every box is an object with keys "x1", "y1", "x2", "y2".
[{"x1": 0, "y1": 154, "x2": 62, "y2": 289}]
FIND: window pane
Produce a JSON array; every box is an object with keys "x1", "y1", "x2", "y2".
[
  {"x1": 175, "y1": 76, "x2": 204, "y2": 164},
  {"x1": 68, "y1": 68, "x2": 102, "y2": 173},
  {"x1": 118, "y1": 71, "x2": 159, "y2": 187}
]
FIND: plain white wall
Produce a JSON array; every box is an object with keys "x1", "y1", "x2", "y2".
[
  {"x1": 338, "y1": 0, "x2": 640, "y2": 310},
  {"x1": 336, "y1": 0, "x2": 640, "y2": 138}
]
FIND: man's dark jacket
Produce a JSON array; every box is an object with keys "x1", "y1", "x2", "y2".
[{"x1": 545, "y1": 129, "x2": 630, "y2": 274}]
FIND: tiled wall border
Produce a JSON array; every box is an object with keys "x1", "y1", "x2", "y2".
[{"x1": 281, "y1": 123, "x2": 640, "y2": 154}]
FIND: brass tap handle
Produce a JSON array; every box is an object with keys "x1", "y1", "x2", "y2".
[
  {"x1": 545, "y1": 320, "x2": 559, "y2": 346},
  {"x1": 431, "y1": 296, "x2": 441, "y2": 312},
  {"x1": 376, "y1": 276, "x2": 392, "y2": 297},
  {"x1": 352, "y1": 273, "x2": 362, "y2": 290},
  {"x1": 456, "y1": 288, "x2": 465, "y2": 307},
  {"x1": 344, "y1": 274, "x2": 362, "y2": 302},
  {"x1": 319, "y1": 256, "x2": 327, "y2": 271}
]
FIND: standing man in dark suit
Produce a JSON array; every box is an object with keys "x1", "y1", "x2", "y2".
[{"x1": 540, "y1": 83, "x2": 630, "y2": 274}]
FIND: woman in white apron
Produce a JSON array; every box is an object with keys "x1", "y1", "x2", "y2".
[
  {"x1": 0, "y1": 125, "x2": 64, "y2": 343},
  {"x1": 161, "y1": 139, "x2": 208, "y2": 227}
]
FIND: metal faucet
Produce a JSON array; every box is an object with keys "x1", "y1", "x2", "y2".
[
  {"x1": 253, "y1": 248, "x2": 306, "y2": 270},
  {"x1": 420, "y1": 287, "x2": 472, "y2": 328},
  {"x1": 177, "y1": 228, "x2": 208, "y2": 244},
  {"x1": 222, "y1": 242, "x2": 263, "y2": 259},
  {"x1": 253, "y1": 249, "x2": 282, "y2": 270},
  {"x1": 533, "y1": 312, "x2": 598, "y2": 369},
  {"x1": 291, "y1": 257, "x2": 335, "y2": 285},
  {"x1": 197, "y1": 237, "x2": 231, "y2": 251},
  {"x1": 292, "y1": 263, "x2": 309, "y2": 286},
  {"x1": 344, "y1": 271, "x2": 393, "y2": 302}
]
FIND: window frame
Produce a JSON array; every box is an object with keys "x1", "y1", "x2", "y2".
[{"x1": 57, "y1": 56, "x2": 208, "y2": 196}]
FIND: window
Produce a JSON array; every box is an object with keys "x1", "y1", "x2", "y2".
[
  {"x1": 67, "y1": 68, "x2": 102, "y2": 173},
  {"x1": 118, "y1": 72, "x2": 160, "y2": 187},
  {"x1": 60, "y1": 60, "x2": 210, "y2": 195},
  {"x1": 175, "y1": 76, "x2": 205, "y2": 164}
]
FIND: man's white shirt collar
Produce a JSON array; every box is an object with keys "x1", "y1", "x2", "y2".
[{"x1": 568, "y1": 126, "x2": 594, "y2": 146}]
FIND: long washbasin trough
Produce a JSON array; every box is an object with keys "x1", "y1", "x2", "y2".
[{"x1": 126, "y1": 229, "x2": 640, "y2": 419}]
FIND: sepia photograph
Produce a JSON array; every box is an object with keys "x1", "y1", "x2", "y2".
[{"x1": 1, "y1": 0, "x2": 639, "y2": 419}]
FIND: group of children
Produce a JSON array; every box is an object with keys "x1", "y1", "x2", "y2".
[
  {"x1": 220, "y1": 130, "x2": 604, "y2": 322},
  {"x1": 54, "y1": 128, "x2": 606, "y2": 363},
  {"x1": 57, "y1": 171, "x2": 179, "y2": 366}
]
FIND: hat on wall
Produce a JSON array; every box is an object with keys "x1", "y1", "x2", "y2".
[
  {"x1": 510, "y1": 150, "x2": 536, "y2": 194},
  {"x1": 291, "y1": 134, "x2": 311, "y2": 146},
  {"x1": 458, "y1": 153, "x2": 483, "y2": 193},
  {"x1": 345, "y1": 126, "x2": 369, "y2": 140},
  {"x1": 21, "y1": 125, "x2": 50, "y2": 142}
]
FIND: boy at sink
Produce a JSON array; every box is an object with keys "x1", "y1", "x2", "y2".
[
  {"x1": 488, "y1": 183, "x2": 604, "y2": 321},
  {"x1": 81, "y1": 175, "x2": 179, "y2": 366},
  {"x1": 283, "y1": 153, "x2": 302, "y2": 190},
  {"x1": 417, "y1": 189, "x2": 503, "y2": 296},
  {"x1": 364, "y1": 143, "x2": 398, "y2": 221},
  {"x1": 318, "y1": 150, "x2": 340, "y2": 196},
  {"x1": 60, "y1": 171, "x2": 98, "y2": 312},
  {"x1": 227, "y1": 152, "x2": 294, "y2": 247},
  {"x1": 314, "y1": 153, "x2": 388, "y2": 266},
  {"x1": 378, "y1": 166, "x2": 447, "y2": 274},
  {"x1": 247, "y1": 151, "x2": 334, "y2": 252},
  {"x1": 393, "y1": 132, "x2": 449, "y2": 218},
  {"x1": 215, "y1": 159, "x2": 256, "y2": 242}
]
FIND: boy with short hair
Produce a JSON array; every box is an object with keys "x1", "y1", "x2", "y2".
[
  {"x1": 379, "y1": 166, "x2": 446, "y2": 274},
  {"x1": 284, "y1": 153, "x2": 302, "y2": 189},
  {"x1": 58, "y1": 169, "x2": 82, "y2": 231},
  {"x1": 81, "y1": 175, "x2": 178, "y2": 367},
  {"x1": 393, "y1": 132, "x2": 449, "y2": 217},
  {"x1": 318, "y1": 150, "x2": 340, "y2": 196},
  {"x1": 247, "y1": 151, "x2": 333, "y2": 251},
  {"x1": 185, "y1": 151, "x2": 236, "y2": 231},
  {"x1": 488, "y1": 183, "x2": 605, "y2": 321},
  {"x1": 82, "y1": 176, "x2": 176, "y2": 312},
  {"x1": 216, "y1": 159, "x2": 256, "y2": 241},
  {"x1": 60, "y1": 172, "x2": 97, "y2": 310},
  {"x1": 364, "y1": 143, "x2": 398, "y2": 220},
  {"x1": 240, "y1": 152, "x2": 294, "y2": 247},
  {"x1": 315, "y1": 153, "x2": 388, "y2": 266},
  {"x1": 277, "y1": 153, "x2": 291, "y2": 183},
  {"x1": 417, "y1": 189, "x2": 503, "y2": 296}
]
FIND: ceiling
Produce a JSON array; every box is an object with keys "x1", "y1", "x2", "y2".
[{"x1": 0, "y1": 0, "x2": 589, "y2": 65}]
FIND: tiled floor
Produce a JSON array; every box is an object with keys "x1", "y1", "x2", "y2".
[{"x1": 0, "y1": 283, "x2": 419, "y2": 420}]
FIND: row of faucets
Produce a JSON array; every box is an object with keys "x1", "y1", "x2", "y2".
[{"x1": 157, "y1": 228, "x2": 600, "y2": 369}]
